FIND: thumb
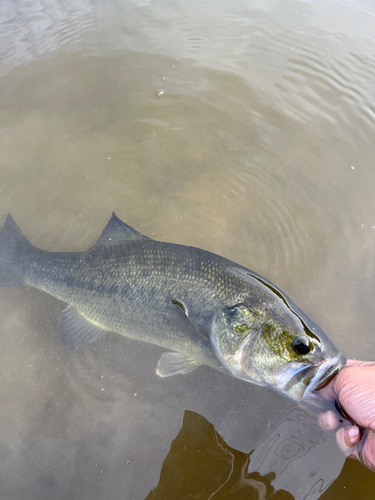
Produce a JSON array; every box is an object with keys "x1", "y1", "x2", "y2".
[
  {"x1": 343, "y1": 426, "x2": 361, "y2": 447},
  {"x1": 336, "y1": 426, "x2": 360, "y2": 460}
]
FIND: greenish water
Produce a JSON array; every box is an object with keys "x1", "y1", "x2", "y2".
[{"x1": 0, "y1": 0, "x2": 375, "y2": 498}]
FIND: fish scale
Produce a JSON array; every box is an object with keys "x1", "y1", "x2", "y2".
[{"x1": 0, "y1": 212, "x2": 345, "y2": 407}]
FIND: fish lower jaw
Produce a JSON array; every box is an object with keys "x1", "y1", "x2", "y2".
[
  {"x1": 274, "y1": 354, "x2": 346, "y2": 403},
  {"x1": 304, "y1": 353, "x2": 347, "y2": 395}
]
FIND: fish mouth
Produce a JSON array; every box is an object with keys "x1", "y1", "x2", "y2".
[
  {"x1": 309, "y1": 363, "x2": 341, "y2": 392},
  {"x1": 277, "y1": 353, "x2": 346, "y2": 403},
  {"x1": 305, "y1": 353, "x2": 347, "y2": 394}
]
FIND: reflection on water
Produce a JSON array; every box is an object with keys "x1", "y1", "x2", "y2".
[
  {"x1": 1, "y1": 0, "x2": 375, "y2": 498},
  {"x1": 147, "y1": 410, "x2": 375, "y2": 500},
  {"x1": 147, "y1": 410, "x2": 293, "y2": 500},
  {"x1": 248, "y1": 406, "x2": 341, "y2": 499}
]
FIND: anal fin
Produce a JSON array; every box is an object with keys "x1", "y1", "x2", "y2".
[
  {"x1": 156, "y1": 352, "x2": 200, "y2": 377},
  {"x1": 59, "y1": 305, "x2": 108, "y2": 351}
]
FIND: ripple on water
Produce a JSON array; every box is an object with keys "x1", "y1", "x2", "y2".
[
  {"x1": 277, "y1": 51, "x2": 375, "y2": 143},
  {"x1": 227, "y1": 160, "x2": 328, "y2": 278}
]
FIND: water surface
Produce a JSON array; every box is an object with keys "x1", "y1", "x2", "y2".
[{"x1": 1, "y1": 0, "x2": 375, "y2": 498}]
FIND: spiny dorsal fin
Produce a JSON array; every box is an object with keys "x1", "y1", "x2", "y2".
[{"x1": 93, "y1": 212, "x2": 150, "y2": 247}]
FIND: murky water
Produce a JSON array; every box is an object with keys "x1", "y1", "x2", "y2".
[{"x1": 1, "y1": 0, "x2": 375, "y2": 498}]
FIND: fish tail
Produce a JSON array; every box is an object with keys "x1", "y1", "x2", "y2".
[{"x1": 0, "y1": 214, "x2": 33, "y2": 286}]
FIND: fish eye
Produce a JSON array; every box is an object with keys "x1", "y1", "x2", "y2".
[{"x1": 292, "y1": 336, "x2": 311, "y2": 355}]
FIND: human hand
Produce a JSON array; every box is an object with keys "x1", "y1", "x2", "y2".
[{"x1": 316, "y1": 359, "x2": 375, "y2": 472}]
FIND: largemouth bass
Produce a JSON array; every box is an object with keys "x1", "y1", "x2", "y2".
[{"x1": 0, "y1": 213, "x2": 345, "y2": 407}]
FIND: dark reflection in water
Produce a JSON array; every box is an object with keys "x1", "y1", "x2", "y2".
[
  {"x1": 146, "y1": 410, "x2": 293, "y2": 500},
  {"x1": 148, "y1": 410, "x2": 375, "y2": 500}
]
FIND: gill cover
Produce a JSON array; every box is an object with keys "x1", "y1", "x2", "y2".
[{"x1": 210, "y1": 303, "x2": 267, "y2": 386}]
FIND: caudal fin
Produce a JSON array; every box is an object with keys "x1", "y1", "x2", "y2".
[{"x1": 0, "y1": 214, "x2": 32, "y2": 286}]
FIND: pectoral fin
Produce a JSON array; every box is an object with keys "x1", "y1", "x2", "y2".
[
  {"x1": 156, "y1": 352, "x2": 200, "y2": 377},
  {"x1": 59, "y1": 305, "x2": 108, "y2": 351}
]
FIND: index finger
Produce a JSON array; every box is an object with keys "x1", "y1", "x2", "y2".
[{"x1": 345, "y1": 359, "x2": 375, "y2": 368}]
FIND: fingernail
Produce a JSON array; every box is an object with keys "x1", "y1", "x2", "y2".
[{"x1": 347, "y1": 426, "x2": 360, "y2": 441}]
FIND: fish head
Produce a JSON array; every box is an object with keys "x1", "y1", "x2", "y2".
[{"x1": 211, "y1": 290, "x2": 346, "y2": 409}]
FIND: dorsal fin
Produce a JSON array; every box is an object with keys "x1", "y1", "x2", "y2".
[{"x1": 92, "y1": 212, "x2": 150, "y2": 247}]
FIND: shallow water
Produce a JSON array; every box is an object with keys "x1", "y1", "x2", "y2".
[{"x1": 0, "y1": 0, "x2": 375, "y2": 498}]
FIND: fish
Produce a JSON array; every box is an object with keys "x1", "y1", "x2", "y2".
[{"x1": 0, "y1": 212, "x2": 346, "y2": 408}]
